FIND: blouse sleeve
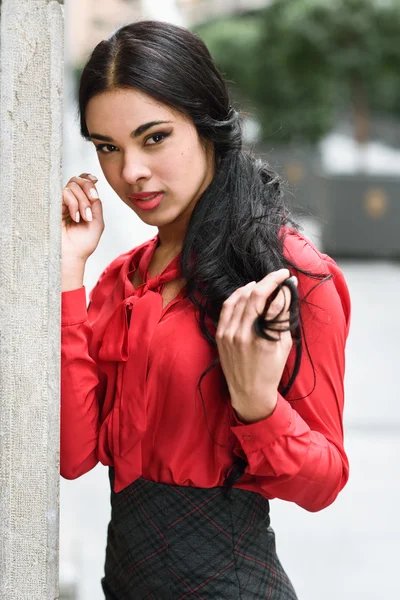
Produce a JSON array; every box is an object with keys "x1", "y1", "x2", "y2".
[
  {"x1": 230, "y1": 232, "x2": 351, "y2": 512},
  {"x1": 60, "y1": 258, "x2": 118, "y2": 480},
  {"x1": 60, "y1": 286, "x2": 101, "y2": 479}
]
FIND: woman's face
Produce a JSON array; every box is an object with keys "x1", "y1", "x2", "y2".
[{"x1": 85, "y1": 88, "x2": 215, "y2": 236}]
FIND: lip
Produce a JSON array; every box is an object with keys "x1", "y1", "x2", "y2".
[
  {"x1": 128, "y1": 191, "x2": 162, "y2": 200},
  {"x1": 128, "y1": 191, "x2": 164, "y2": 211}
]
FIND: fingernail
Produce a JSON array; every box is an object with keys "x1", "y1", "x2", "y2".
[
  {"x1": 86, "y1": 207, "x2": 93, "y2": 221},
  {"x1": 292, "y1": 276, "x2": 298, "y2": 286},
  {"x1": 87, "y1": 174, "x2": 98, "y2": 182},
  {"x1": 75, "y1": 211, "x2": 80, "y2": 223},
  {"x1": 90, "y1": 188, "x2": 99, "y2": 199}
]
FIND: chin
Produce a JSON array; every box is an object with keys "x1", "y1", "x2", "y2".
[{"x1": 132, "y1": 206, "x2": 182, "y2": 228}]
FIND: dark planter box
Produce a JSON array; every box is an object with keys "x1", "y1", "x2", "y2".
[
  {"x1": 256, "y1": 144, "x2": 322, "y2": 217},
  {"x1": 317, "y1": 172, "x2": 400, "y2": 258}
]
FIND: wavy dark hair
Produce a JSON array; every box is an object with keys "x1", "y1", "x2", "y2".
[{"x1": 78, "y1": 20, "x2": 330, "y2": 496}]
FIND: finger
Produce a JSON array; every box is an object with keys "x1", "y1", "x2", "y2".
[
  {"x1": 250, "y1": 269, "x2": 290, "y2": 316},
  {"x1": 62, "y1": 187, "x2": 81, "y2": 223},
  {"x1": 257, "y1": 268, "x2": 291, "y2": 289},
  {"x1": 266, "y1": 287, "x2": 291, "y2": 331},
  {"x1": 238, "y1": 270, "x2": 290, "y2": 336},
  {"x1": 265, "y1": 279, "x2": 299, "y2": 341},
  {"x1": 68, "y1": 176, "x2": 99, "y2": 202},
  {"x1": 278, "y1": 275, "x2": 299, "y2": 318},
  {"x1": 89, "y1": 192, "x2": 104, "y2": 223},
  {"x1": 67, "y1": 181, "x2": 94, "y2": 222},
  {"x1": 216, "y1": 282, "x2": 256, "y2": 339},
  {"x1": 268, "y1": 286, "x2": 290, "y2": 318},
  {"x1": 256, "y1": 288, "x2": 291, "y2": 342},
  {"x1": 221, "y1": 282, "x2": 257, "y2": 340},
  {"x1": 79, "y1": 172, "x2": 98, "y2": 182}
]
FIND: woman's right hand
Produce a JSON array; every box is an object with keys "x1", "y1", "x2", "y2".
[{"x1": 62, "y1": 173, "x2": 105, "y2": 262}]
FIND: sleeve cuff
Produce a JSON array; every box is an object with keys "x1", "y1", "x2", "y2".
[
  {"x1": 230, "y1": 394, "x2": 293, "y2": 452},
  {"x1": 61, "y1": 286, "x2": 88, "y2": 325}
]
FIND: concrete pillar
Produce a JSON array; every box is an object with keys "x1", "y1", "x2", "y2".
[{"x1": 0, "y1": 1, "x2": 64, "y2": 599}]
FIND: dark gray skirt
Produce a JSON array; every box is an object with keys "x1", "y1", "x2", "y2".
[{"x1": 102, "y1": 468, "x2": 298, "y2": 599}]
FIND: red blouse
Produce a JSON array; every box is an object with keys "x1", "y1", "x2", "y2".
[{"x1": 61, "y1": 228, "x2": 351, "y2": 512}]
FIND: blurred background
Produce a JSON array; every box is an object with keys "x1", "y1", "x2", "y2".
[{"x1": 61, "y1": 1, "x2": 400, "y2": 598}]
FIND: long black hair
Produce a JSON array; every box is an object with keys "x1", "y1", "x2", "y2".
[{"x1": 78, "y1": 20, "x2": 330, "y2": 495}]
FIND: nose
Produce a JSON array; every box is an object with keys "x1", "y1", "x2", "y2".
[{"x1": 121, "y1": 150, "x2": 151, "y2": 184}]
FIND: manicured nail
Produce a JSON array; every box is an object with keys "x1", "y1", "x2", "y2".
[
  {"x1": 292, "y1": 276, "x2": 298, "y2": 286},
  {"x1": 75, "y1": 211, "x2": 80, "y2": 223},
  {"x1": 87, "y1": 174, "x2": 98, "y2": 182},
  {"x1": 90, "y1": 188, "x2": 99, "y2": 199},
  {"x1": 86, "y1": 207, "x2": 93, "y2": 221}
]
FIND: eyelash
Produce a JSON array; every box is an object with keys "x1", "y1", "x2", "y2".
[{"x1": 95, "y1": 132, "x2": 170, "y2": 154}]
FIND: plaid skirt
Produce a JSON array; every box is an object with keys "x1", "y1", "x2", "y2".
[{"x1": 101, "y1": 469, "x2": 298, "y2": 599}]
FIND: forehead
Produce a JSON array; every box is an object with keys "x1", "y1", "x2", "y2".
[{"x1": 85, "y1": 88, "x2": 181, "y2": 127}]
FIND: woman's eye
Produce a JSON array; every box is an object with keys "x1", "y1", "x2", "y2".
[
  {"x1": 96, "y1": 144, "x2": 117, "y2": 154},
  {"x1": 145, "y1": 132, "x2": 169, "y2": 146}
]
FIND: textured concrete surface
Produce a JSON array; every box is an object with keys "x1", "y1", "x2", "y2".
[{"x1": 0, "y1": 1, "x2": 63, "y2": 598}]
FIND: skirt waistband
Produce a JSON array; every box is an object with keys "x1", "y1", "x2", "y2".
[
  {"x1": 108, "y1": 468, "x2": 270, "y2": 514},
  {"x1": 102, "y1": 468, "x2": 298, "y2": 599}
]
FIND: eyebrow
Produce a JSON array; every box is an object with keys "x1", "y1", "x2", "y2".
[{"x1": 88, "y1": 120, "x2": 173, "y2": 142}]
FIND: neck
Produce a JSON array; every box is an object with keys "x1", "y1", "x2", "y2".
[
  {"x1": 156, "y1": 209, "x2": 191, "y2": 254},
  {"x1": 156, "y1": 227, "x2": 184, "y2": 253},
  {"x1": 156, "y1": 166, "x2": 214, "y2": 252}
]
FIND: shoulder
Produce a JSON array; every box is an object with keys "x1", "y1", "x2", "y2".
[
  {"x1": 282, "y1": 226, "x2": 336, "y2": 273},
  {"x1": 281, "y1": 227, "x2": 351, "y2": 333}
]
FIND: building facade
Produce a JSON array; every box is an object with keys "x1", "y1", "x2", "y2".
[{"x1": 68, "y1": 0, "x2": 270, "y2": 65}]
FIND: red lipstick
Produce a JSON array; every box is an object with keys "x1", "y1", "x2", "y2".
[
  {"x1": 128, "y1": 191, "x2": 164, "y2": 211},
  {"x1": 130, "y1": 191, "x2": 161, "y2": 200}
]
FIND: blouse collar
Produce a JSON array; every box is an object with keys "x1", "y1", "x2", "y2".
[{"x1": 127, "y1": 234, "x2": 182, "y2": 295}]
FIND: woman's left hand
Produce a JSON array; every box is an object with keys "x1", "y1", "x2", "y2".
[{"x1": 216, "y1": 268, "x2": 297, "y2": 424}]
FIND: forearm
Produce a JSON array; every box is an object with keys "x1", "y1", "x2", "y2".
[
  {"x1": 232, "y1": 389, "x2": 278, "y2": 424},
  {"x1": 231, "y1": 395, "x2": 349, "y2": 512},
  {"x1": 60, "y1": 288, "x2": 100, "y2": 479},
  {"x1": 62, "y1": 258, "x2": 86, "y2": 292},
  {"x1": 261, "y1": 433, "x2": 349, "y2": 512}
]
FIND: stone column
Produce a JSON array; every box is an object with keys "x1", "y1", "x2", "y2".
[{"x1": 0, "y1": 1, "x2": 64, "y2": 598}]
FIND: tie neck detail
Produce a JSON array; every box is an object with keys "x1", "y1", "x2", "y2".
[
  {"x1": 96, "y1": 235, "x2": 184, "y2": 461},
  {"x1": 134, "y1": 235, "x2": 182, "y2": 297}
]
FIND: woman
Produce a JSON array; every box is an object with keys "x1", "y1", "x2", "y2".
[{"x1": 61, "y1": 20, "x2": 351, "y2": 599}]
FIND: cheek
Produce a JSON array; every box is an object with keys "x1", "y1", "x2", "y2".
[
  {"x1": 187, "y1": 140, "x2": 210, "y2": 176},
  {"x1": 99, "y1": 160, "x2": 121, "y2": 189},
  {"x1": 161, "y1": 145, "x2": 207, "y2": 185},
  {"x1": 150, "y1": 152, "x2": 187, "y2": 189}
]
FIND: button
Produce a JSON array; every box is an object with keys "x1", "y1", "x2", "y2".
[{"x1": 243, "y1": 435, "x2": 252, "y2": 441}]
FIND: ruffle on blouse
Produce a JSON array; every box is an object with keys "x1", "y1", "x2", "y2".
[{"x1": 96, "y1": 238, "x2": 182, "y2": 461}]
